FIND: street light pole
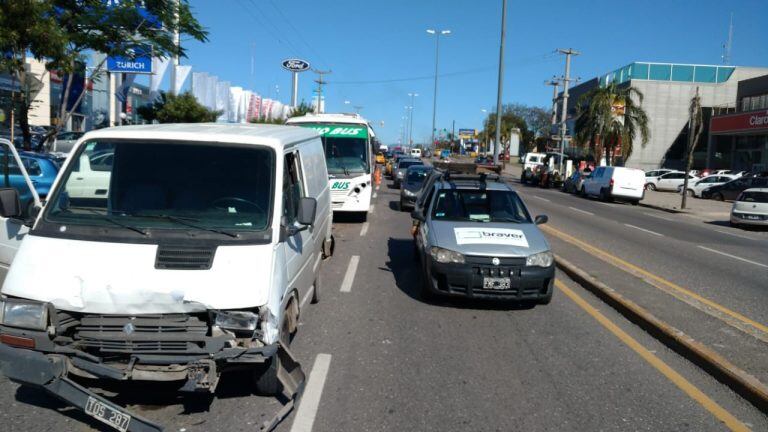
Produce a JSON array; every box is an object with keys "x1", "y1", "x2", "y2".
[
  {"x1": 493, "y1": 0, "x2": 507, "y2": 165},
  {"x1": 408, "y1": 93, "x2": 418, "y2": 146},
  {"x1": 427, "y1": 29, "x2": 450, "y2": 150}
]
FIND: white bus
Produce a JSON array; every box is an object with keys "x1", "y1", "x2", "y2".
[{"x1": 286, "y1": 113, "x2": 375, "y2": 218}]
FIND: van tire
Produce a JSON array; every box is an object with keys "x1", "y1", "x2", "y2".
[
  {"x1": 311, "y1": 271, "x2": 321, "y2": 304},
  {"x1": 600, "y1": 188, "x2": 611, "y2": 202},
  {"x1": 322, "y1": 236, "x2": 334, "y2": 259}
]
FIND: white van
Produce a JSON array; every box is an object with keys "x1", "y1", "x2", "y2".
[
  {"x1": 523, "y1": 152, "x2": 545, "y2": 171},
  {"x1": 582, "y1": 166, "x2": 645, "y2": 203},
  {"x1": 0, "y1": 124, "x2": 333, "y2": 426},
  {"x1": 410, "y1": 148, "x2": 422, "y2": 158}
]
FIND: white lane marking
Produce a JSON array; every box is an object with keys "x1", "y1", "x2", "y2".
[
  {"x1": 624, "y1": 223, "x2": 663, "y2": 237},
  {"x1": 568, "y1": 206, "x2": 594, "y2": 216},
  {"x1": 340, "y1": 256, "x2": 360, "y2": 292},
  {"x1": 532, "y1": 196, "x2": 550, "y2": 202},
  {"x1": 290, "y1": 353, "x2": 332, "y2": 432},
  {"x1": 300, "y1": 287, "x2": 313, "y2": 308},
  {"x1": 713, "y1": 229, "x2": 757, "y2": 241},
  {"x1": 368, "y1": 204, "x2": 375, "y2": 214},
  {"x1": 644, "y1": 212, "x2": 673, "y2": 221},
  {"x1": 697, "y1": 246, "x2": 768, "y2": 269},
  {"x1": 373, "y1": 192, "x2": 378, "y2": 199},
  {"x1": 594, "y1": 201, "x2": 613, "y2": 206},
  {"x1": 359, "y1": 222, "x2": 369, "y2": 236}
]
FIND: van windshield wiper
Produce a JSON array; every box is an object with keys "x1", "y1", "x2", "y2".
[
  {"x1": 128, "y1": 213, "x2": 240, "y2": 238},
  {"x1": 68, "y1": 208, "x2": 150, "y2": 236}
]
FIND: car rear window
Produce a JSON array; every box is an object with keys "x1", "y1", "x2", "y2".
[{"x1": 738, "y1": 191, "x2": 768, "y2": 203}]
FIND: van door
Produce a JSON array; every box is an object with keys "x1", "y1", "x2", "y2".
[
  {"x1": 586, "y1": 167, "x2": 604, "y2": 195},
  {"x1": 282, "y1": 151, "x2": 315, "y2": 304},
  {"x1": 0, "y1": 139, "x2": 40, "y2": 282}
]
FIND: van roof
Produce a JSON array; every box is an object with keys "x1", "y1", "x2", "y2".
[{"x1": 80, "y1": 123, "x2": 320, "y2": 149}]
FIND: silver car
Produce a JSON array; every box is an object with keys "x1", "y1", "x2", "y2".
[{"x1": 411, "y1": 173, "x2": 554, "y2": 304}]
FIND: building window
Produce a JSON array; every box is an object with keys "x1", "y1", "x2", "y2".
[
  {"x1": 649, "y1": 64, "x2": 672, "y2": 81},
  {"x1": 672, "y1": 65, "x2": 695, "y2": 82},
  {"x1": 694, "y1": 66, "x2": 717, "y2": 83},
  {"x1": 742, "y1": 97, "x2": 751, "y2": 112}
]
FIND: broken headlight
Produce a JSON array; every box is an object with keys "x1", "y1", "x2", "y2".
[
  {"x1": 526, "y1": 251, "x2": 553, "y2": 267},
  {"x1": 0, "y1": 298, "x2": 49, "y2": 331},
  {"x1": 430, "y1": 247, "x2": 465, "y2": 264},
  {"x1": 214, "y1": 311, "x2": 258, "y2": 331}
]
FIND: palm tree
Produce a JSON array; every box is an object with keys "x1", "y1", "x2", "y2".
[{"x1": 574, "y1": 82, "x2": 650, "y2": 165}]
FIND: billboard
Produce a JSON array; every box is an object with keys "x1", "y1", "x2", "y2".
[{"x1": 458, "y1": 128, "x2": 476, "y2": 139}]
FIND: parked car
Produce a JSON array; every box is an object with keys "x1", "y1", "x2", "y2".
[
  {"x1": 0, "y1": 124, "x2": 332, "y2": 426},
  {"x1": 52, "y1": 131, "x2": 85, "y2": 153},
  {"x1": 386, "y1": 151, "x2": 406, "y2": 177},
  {"x1": 400, "y1": 165, "x2": 433, "y2": 211},
  {"x1": 702, "y1": 176, "x2": 768, "y2": 201},
  {"x1": 0, "y1": 150, "x2": 60, "y2": 216},
  {"x1": 582, "y1": 166, "x2": 645, "y2": 204},
  {"x1": 730, "y1": 188, "x2": 768, "y2": 228},
  {"x1": 562, "y1": 170, "x2": 591, "y2": 194},
  {"x1": 678, "y1": 174, "x2": 740, "y2": 197},
  {"x1": 394, "y1": 157, "x2": 424, "y2": 188},
  {"x1": 645, "y1": 171, "x2": 698, "y2": 191},
  {"x1": 410, "y1": 172, "x2": 553, "y2": 303},
  {"x1": 375, "y1": 152, "x2": 386, "y2": 164},
  {"x1": 523, "y1": 152, "x2": 545, "y2": 172}
]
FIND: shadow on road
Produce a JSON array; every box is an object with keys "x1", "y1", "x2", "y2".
[
  {"x1": 333, "y1": 212, "x2": 367, "y2": 223},
  {"x1": 385, "y1": 237, "x2": 535, "y2": 311},
  {"x1": 388, "y1": 200, "x2": 401, "y2": 211},
  {"x1": 705, "y1": 220, "x2": 767, "y2": 232}
]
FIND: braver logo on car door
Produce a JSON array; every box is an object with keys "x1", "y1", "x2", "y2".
[{"x1": 453, "y1": 228, "x2": 529, "y2": 247}]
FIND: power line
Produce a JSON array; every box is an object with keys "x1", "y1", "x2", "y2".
[
  {"x1": 268, "y1": 1, "x2": 329, "y2": 68},
  {"x1": 240, "y1": 0, "x2": 303, "y2": 56}
]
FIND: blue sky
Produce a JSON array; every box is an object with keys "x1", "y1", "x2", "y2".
[{"x1": 176, "y1": 0, "x2": 768, "y2": 144}]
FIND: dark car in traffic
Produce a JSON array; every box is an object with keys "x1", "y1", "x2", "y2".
[
  {"x1": 400, "y1": 165, "x2": 433, "y2": 210},
  {"x1": 701, "y1": 176, "x2": 768, "y2": 201}
]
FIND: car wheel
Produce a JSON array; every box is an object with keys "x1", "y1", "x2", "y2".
[
  {"x1": 399, "y1": 198, "x2": 405, "y2": 212},
  {"x1": 686, "y1": 189, "x2": 694, "y2": 197},
  {"x1": 645, "y1": 183, "x2": 656, "y2": 191},
  {"x1": 729, "y1": 220, "x2": 740, "y2": 228},
  {"x1": 311, "y1": 269, "x2": 321, "y2": 304},
  {"x1": 714, "y1": 193, "x2": 724, "y2": 201},
  {"x1": 419, "y1": 263, "x2": 436, "y2": 301}
]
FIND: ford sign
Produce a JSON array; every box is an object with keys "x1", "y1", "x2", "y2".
[{"x1": 282, "y1": 58, "x2": 311, "y2": 72}]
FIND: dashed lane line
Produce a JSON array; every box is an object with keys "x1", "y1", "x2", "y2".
[
  {"x1": 368, "y1": 205, "x2": 375, "y2": 214},
  {"x1": 372, "y1": 192, "x2": 378, "y2": 199},
  {"x1": 698, "y1": 246, "x2": 768, "y2": 269},
  {"x1": 557, "y1": 280, "x2": 750, "y2": 432},
  {"x1": 624, "y1": 223, "x2": 663, "y2": 237},
  {"x1": 360, "y1": 222, "x2": 369, "y2": 237},
  {"x1": 532, "y1": 195, "x2": 550, "y2": 202},
  {"x1": 568, "y1": 206, "x2": 594, "y2": 216},
  {"x1": 712, "y1": 229, "x2": 758, "y2": 241},
  {"x1": 340, "y1": 256, "x2": 360, "y2": 292},
  {"x1": 290, "y1": 353, "x2": 333, "y2": 432}
]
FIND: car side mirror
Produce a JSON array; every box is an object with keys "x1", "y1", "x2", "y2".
[
  {"x1": 534, "y1": 214, "x2": 548, "y2": 225},
  {"x1": 0, "y1": 188, "x2": 21, "y2": 219},
  {"x1": 297, "y1": 197, "x2": 317, "y2": 226},
  {"x1": 411, "y1": 209, "x2": 426, "y2": 222}
]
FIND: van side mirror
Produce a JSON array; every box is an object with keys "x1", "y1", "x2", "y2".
[
  {"x1": 534, "y1": 214, "x2": 548, "y2": 225},
  {"x1": 411, "y1": 209, "x2": 426, "y2": 222},
  {"x1": 0, "y1": 188, "x2": 21, "y2": 219},
  {"x1": 297, "y1": 197, "x2": 317, "y2": 226}
]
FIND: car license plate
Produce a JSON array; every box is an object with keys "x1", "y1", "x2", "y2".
[
  {"x1": 483, "y1": 277, "x2": 511, "y2": 290},
  {"x1": 85, "y1": 396, "x2": 131, "y2": 432},
  {"x1": 745, "y1": 215, "x2": 760, "y2": 220}
]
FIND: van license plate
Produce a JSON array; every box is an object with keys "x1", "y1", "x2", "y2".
[
  {"x1": 85, "y1": 396, "x2": 131, "y2": 432},
  {"x1": 483, "y1": 277, "x2": 511, "y2": 290}
]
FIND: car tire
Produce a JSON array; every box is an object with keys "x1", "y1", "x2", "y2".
[
  {"x1": 729, "y1": 220, "x2": 740, "y2": 228},
  {"x1": 714, "y1": 193, "x2": 725, "y2": 201},
  {"x1": 399, "y1": 198, "x2": 405, "y2": 212},
  {"x1": 419, "y1": 263, "x2": 436, "y2": 302},
  {"x1": 311, "y1": 270, "x2": 321, "y2": 304},
  {"x1": 645, "y1": 183, "x2": 656, "y2": 191},
  {"x1": 685, "y1": 189, "x2": 695, "y2": 197},
  {"x1": 538, "y1": 292, "x2": 553, "y2": 305}
]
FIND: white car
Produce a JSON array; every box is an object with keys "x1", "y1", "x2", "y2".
[
  {"x1": 645, "y1": 171, "x2": 698, "y2": 191},
  {"x1": 679, "y1": 174, "x2": 740, "y2": 198},
  {"x1": 730, "y1": 188, "x2": 768, "y2": 227},
  {"x1": 410, "y1": 148, "x2": 422, "y2": 158},
  {"x1": 582, "y1": 166, "x2": 645, "y2": 204}
]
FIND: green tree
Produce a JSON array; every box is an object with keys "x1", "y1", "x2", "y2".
[
  {"x1": 0, "y1": 0, "x2": 208, "y2": 148},
  {"x1": 137, "y1": 92, "x2": 219, "y2": 123},
  {"x1": 574, "y1": 82, "x2": 650, "y2": 165},
  {"x1": 288, "y1": 100, "x2": 314, "y2": 118},
  {"x1": 480, "y1": 106, "x2": 531, "y2": 153}
]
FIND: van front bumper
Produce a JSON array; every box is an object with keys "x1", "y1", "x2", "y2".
[{"x1": 425, "y1": 258, "x2": 554, "y2": 301}]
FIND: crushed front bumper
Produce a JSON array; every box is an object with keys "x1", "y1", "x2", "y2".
[{"x1": 425, "y1": 258, "x2": 554, "y2": 300}]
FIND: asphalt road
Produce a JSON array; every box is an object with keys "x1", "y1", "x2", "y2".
[{"x1": 1, "y1": 173, "x2": 767, "y2": 431}]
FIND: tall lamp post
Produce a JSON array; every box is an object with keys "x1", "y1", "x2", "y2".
[
  {"x1": 408, "y1": 92, "x2": 418, "y2": 146},
  {"x1": 427, "y1": 29, "x2": 450, "y2": 150},
  {"x1": 493, "y1": 0, "x2": 507, "y2": 164}
]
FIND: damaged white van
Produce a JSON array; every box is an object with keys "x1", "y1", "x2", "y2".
[{"x1": 0, "y1": 124, "x2": 332, "y2": 431}]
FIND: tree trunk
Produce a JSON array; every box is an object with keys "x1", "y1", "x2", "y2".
[{"x1": 17, "y1": 52, "x2": 32, "y2": 150}]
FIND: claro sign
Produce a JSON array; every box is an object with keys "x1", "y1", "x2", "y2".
[{"x1": 711, "y1": 110, "x2": 768, "y2": 134}]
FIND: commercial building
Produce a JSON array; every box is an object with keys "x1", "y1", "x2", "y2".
[
  {"x1": 558, "y1": 62, "x2": 768, "y2": 170},
  {"x1": 709, "y1": 74, "x2": 768, "y2": 172}
]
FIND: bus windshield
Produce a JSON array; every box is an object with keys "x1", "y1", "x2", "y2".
[{"x1": 323, "y1": 136, "x2": 369, "y2": 175}]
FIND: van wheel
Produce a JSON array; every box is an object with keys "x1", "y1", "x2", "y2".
[
  {"x1": 359, "y1": 212, "x2": 368, "y2": 222},
  {"x1": 311, "y1": 271, "x2": 321, "y2": 304},
  {"x1": 599, "y1": 188, "x2": 610, "y2": 201}
]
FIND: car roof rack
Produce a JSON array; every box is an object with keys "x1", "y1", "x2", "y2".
[{"x1": 441, "y1": 171, "x2": 502, "y2": 184}]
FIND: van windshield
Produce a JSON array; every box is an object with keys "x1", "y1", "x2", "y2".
[{"x1": 44, "y1": 140, "x2": 275, "y2": 233}]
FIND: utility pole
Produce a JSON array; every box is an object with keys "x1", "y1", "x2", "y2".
[
  {"x1": 557, "y1": 48, "x2": 580, "y2": 173},
  {"x1": 493, "y1": 0, "x2": 507, "y2": 165},
  {"x1": 312, "y1": 69, "x2": 331, "y2": 114},
  {"x1": 169, "y1": 0, "x2": 180, "y2": 95},
  {"x1": 545, "y1": 78, "x2": 561, "y2": 126},
  {"x1": 408, "y1": 93, "x2": 418, "y2": 146},
  {"x1": 427, "y1": 28, "x2": 451, "y2": 150}
]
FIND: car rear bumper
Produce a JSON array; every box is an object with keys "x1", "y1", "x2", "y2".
[
  {"x1": 425, "y1": 259, "x2": 555, "y2": 300},
  {"x1": 731, "y1": 213, "x2": 768, "y2": 225}
]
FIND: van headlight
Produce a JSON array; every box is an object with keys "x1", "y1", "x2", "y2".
[
  {"x1": 526, "y1": 251, "x2": 553, "y2": 267},
  {"x1": 430, "y1": 247, "x2": 465, "y2": 264},
  {"x1": 214, "y1": 310, "x2": 258, "y2": 331},
  {"x1": 0, "y1": 299, "x2": 49, "y2": 330}
]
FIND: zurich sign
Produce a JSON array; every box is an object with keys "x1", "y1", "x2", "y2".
[{"x1": 282, "y1": 58, "x2": 311, "y2": 72}]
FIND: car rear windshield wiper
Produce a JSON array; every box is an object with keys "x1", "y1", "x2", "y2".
[{"x1": 129, "y1": 213, "x2": 240, "y2": 238}]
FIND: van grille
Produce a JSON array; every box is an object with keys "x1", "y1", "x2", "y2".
[{"x1": 155, "y1": 245, "x2": 216, "y2": 270}]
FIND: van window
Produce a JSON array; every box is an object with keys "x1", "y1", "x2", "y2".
[{"x1": 283, "y1": 152, "x2": 305, "y2": 223}]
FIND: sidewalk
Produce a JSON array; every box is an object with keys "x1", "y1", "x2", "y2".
[{"x1": 640, "y1": 190, "x2": 732, "y2": 221}]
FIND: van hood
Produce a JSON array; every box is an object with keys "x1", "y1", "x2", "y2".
[
  {"x1": 429, "y1": 221, "x2": 549, "y2": 257},
  {"x1": 2, "y1": 235, "x2": 274, "y2": 314}
]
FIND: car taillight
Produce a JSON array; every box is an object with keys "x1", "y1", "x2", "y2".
[{"x1": 609, "y1": 178, "x2": 614, "y2": 188}]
